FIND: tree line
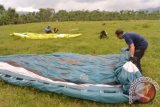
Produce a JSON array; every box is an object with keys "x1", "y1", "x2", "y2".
[{"x1": 0, "y1": 4, "x2": 160, "y2": 25}]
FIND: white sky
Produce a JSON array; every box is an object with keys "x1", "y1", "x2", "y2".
[{"x1": 0, "y1": 0, "x2": 160, "y2": 12}]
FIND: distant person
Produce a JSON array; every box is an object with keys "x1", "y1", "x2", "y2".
[
  {"x1": 99, "y1": 30, "x2": 109, "y2": 39},
  {"x1": 45, "y1": 26, "x2": 52, "y2": 33},
  {"x1": 115, "y1": 29, "x2": 148, "y2": 72}
]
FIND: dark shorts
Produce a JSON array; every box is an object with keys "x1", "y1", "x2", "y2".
[{"x1": 134, "y1": 47, "x2": 148, "y2": 72}]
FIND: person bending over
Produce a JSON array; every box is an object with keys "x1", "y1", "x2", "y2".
[{"x1": 115, "y1": 29, "x2": 148, "y2": 72}]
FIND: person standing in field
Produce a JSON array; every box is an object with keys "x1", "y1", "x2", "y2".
[{"x1": 115, "y1": 29, "x2": 148, "y2": 72}]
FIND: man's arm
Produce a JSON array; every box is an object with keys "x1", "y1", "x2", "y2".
[
  {"x1": 124, "y1": 36, "x2": 135, "y2": 57},
  {"x1": 129, "y1": 43, "x2": 135, "y2": 57}
]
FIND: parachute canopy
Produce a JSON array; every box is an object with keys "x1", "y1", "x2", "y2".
[
  {"x1": 11, "y1": 33, "x2": 81, "y2": 39},
  {"x1": 0, "y1": 49, "x2": 142, "y2": 103}
]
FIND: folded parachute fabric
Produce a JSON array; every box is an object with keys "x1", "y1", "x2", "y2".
[
  {"x1": 11, "y1": 33, "x2": 82, "y2": 39},
  {"x1": 0, "y1": 49, "x2": 142, "y2": 104}
]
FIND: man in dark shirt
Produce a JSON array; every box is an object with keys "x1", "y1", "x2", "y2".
[{"x1": 115, "y1": 29, "x2": 148, "y2": 72}]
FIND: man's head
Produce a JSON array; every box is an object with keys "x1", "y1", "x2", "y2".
[
  {"x1": 47, "y1": 26, "x2": 51, "y2": 29},
  {"x1": 115, "y1": 29, "x2": 124, "y2": 39}
]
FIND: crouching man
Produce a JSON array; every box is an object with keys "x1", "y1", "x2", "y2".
[
  {"x1": 45, "y1": 26, "x2": 52, "y2": 33},
  {"x1": 115, "y1": 29, "x2": 148, "y2": 72}
]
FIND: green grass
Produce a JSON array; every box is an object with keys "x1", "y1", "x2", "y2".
[{"x1": 0, "y1": 20, "x2": 160, "y2": 107}]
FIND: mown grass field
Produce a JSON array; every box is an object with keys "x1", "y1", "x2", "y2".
[{"x1": 0, "y1": 20, "x2": 160, "y2": 107}]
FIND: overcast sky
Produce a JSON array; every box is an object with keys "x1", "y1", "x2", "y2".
[{"x1": 0, "y1": 0, "x2": 160, "y2": 12}]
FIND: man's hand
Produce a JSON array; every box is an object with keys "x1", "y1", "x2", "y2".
[{"x1": 129, "y1": 57, "x2": 137, "y2": 63}]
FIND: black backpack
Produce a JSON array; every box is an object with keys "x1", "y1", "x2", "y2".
[{"x1": 54, "y1": 28, "x2": 59, "y2": 33}]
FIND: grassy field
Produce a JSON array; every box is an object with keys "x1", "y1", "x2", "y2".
[{"x1": 0, "y1": 20, "x2": 160, "y2": 107}]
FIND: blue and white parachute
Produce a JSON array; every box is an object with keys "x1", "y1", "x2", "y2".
[{"x1": 0, "y1": 49, "x2": 142, "y2": 103}]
